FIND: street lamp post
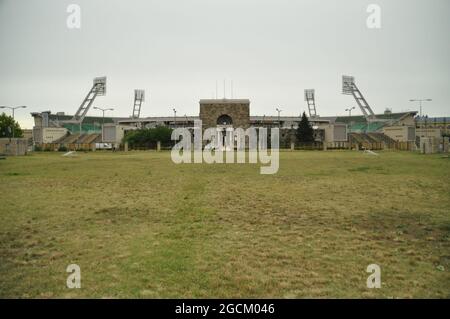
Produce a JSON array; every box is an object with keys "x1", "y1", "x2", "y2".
[
  {"x1": 409, "y1": 99, "x2": 432, "y2": 119},
  {"x1": 276, "y1": 108, "x2": 282, "y2": 129},
  {"x1": 173, "y1": 108, "x2": 177, "y2": 128},
  {"x1": 345, "y1": 107, "x2": 356, "y2": 133},
  {"x1": 0, "y1": 105, "x2": 27, "y2": 138},
  {"x1": 345, "y1": 106, "x2": 355, "y2": 117},
  {"x1": 93, "y1": 106, "x2": 114, "y2": 142}
]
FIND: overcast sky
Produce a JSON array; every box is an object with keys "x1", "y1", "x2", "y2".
[{"x1": 0, "y1": 0, "x2": 449, "y2": 128}]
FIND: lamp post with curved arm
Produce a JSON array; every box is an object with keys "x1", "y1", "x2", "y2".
[{"x1": 93, "y1": 106, "x2": 114, "y2": 142}]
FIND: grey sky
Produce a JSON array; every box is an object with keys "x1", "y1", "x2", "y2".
[{"x1": 0, "y1": 0, "x2": 449, "y2": 128}]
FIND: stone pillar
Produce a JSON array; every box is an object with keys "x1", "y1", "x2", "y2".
[
  {"x1": 420, "y1": 137, "x2": 433, "y2": 154},
  {"x1": 443, "y1": 137, "x2": 449, "y2": 153},
  {"x1": 323, "y1": 142, "x2": 327, "y2": 151},
  {"x1": 290, "y1": 142, "x2": 295, "y2": 151},
  {"x1": 432, "y1": 138, "x2": 439, "y2": 153},
  {"x1": 157, "y1": 141, "x2": 161, "y2": 151},
  {"x1": 124, "y1": 142, "x2": 129, "y2": 152}
]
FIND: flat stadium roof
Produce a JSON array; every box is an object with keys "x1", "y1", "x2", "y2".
[{"x1": 199, "y1": 99, "x2": 250, "y2": 104}]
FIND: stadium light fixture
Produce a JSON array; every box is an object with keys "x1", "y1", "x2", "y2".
[{"x1": 342, "y1": 76, "x2": 355, "y2": 95}]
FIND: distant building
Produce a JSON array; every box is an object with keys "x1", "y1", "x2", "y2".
[{"x1": 30, "y1": 99, "x2": 423, "y2": 146}]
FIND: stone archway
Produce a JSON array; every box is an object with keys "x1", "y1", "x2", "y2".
[
  {"x1": 216, "y1": 115, "x2": 233, "y2": 150},
  {"x1": 216, "y1": 114, "x2": 233, "y2": 126}
]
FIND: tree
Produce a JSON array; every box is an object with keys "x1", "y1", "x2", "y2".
[
  {"x1": 296, "y1": 111, "x2": 314, "y2": 143},
  {"x1": 123, "y1": 126, "x2": 173, "y2": 148},
  {"x1": 0, "y1": 113, "x2": 23, "y2": 138}
]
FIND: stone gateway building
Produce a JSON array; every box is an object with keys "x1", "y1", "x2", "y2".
[{"x1": 199, "y1": 99, "x2": 250, "y2": 129}]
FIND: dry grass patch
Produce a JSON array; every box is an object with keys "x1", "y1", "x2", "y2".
[{"x1": 0, "y1": 151, "x2": 449, "y2": 298}]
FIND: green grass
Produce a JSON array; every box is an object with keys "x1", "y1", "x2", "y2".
[{"x1": 0, "y1": 151, "x2": 449, "y2": 298}]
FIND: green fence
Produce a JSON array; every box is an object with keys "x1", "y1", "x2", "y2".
[{"x1": 62, "y1": 123, "x2": 102, "y2": 134}]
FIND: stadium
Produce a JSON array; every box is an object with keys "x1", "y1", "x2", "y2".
[
  {"x1": 25, "y1": 76, "x2": 448, "y2": 155},
  {"x1": 0, "y1": 0, "x2": 449, "y2": 304}
]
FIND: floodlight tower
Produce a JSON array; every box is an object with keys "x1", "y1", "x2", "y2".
[
  {"x1": 304, "y1": 89, "x2": 317, "y2": 118},
  {"x1": 342, "y1": 76, "x2": 376, "y2": 120},
  {"x1": 132, "y1": 89, "x2": 145, "y2": 119},
  {"x1": 69, "y1": 77, "x2": 107, "y2": 125}
]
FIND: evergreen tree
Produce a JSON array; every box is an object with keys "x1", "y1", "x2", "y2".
[{"x1": 296, "y1": 111, "x2": 314, "y2": 143}]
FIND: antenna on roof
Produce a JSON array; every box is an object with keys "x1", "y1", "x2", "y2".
[
  {"x1": 223, "y1": 79, "x2": 226, "y2": 99},
  {"x1": 215, "y1": 80, "x2": 218, "y2": 99},
  {"x1": 231, "y1": 80, "x2": 234, "y2": 99}
]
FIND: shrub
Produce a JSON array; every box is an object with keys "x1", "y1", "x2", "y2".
[
  {"x1": 58, "y1": 146, "x2": 68, "y2": 152},
  {"x1": 123, "y1": 126, "x2": 173, "y2": 149}
]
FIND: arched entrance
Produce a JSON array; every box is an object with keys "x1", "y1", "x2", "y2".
[
  {"x1": 216, "y1": 114, "x2": 233, "y2": 151},
  {"x1": 217, "y1": 114, "x2": 233, "y2": 126}
]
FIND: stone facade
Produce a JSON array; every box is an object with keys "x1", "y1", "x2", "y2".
[{"x1": 199, "y1": 99, "x2": 250, "y2": 129}]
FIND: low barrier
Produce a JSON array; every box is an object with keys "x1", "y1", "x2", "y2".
[
  {"x1": 35, "y1": 140, "x2": 419, "y2": 152},
  {"x1": 38, "y1": 143, "x2": 95, "y2": 151},
  {"x1": 0, "y1": 138, "x2": 28, "y2": 156}
]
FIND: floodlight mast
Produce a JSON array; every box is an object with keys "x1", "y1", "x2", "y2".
[
  {"x1": 342, "y1": 76, "x2": 376, "y2": 121},
  {"x1": 304, "y1": 89, "x2": 317, "y2": 118},
  {"x1": 132, "y1": 89, "x2": 145, "y2": 119},
  {"x1": 69, "y1": 77, "x2": 107, "y2": 124}
]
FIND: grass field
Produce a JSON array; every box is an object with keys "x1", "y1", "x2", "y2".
[{"x1": 0, "y1": 151, "x2": 449, "y2": 298}]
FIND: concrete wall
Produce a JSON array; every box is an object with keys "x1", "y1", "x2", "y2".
[
  {"x1": 103, "y1": 124, "x2": 137, "y2": 144},
  {"x1": 333, "y1": 124, "x2": 348, "y2": 141},
  {"x1": 32, "y1": 127, "x2": 43, "y2": 143},
  {"x1": 416, "y1": 128, "x2": 442, "y2": 139},
  {"x1": 0, "y1": 138, "x2": 28, "y2": 156},
  {"x1": 396, "y1": 115, "x2": 416, "y2": 126},
  {"x1": 42, "y1": 127, "x2": 68, "y2": 143},
  {"x1": 102, "y1": 125, "x2": 116, "y2": 143},
  {"x1": 383, "y1": 126, "x2": 416, "y2": 142},
  {"x1": 318, "y1": 123, "x2": 348, "y2": 142}
]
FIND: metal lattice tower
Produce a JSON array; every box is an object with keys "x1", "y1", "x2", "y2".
[
  {"x1": 342, "y1": 76, "x2": 376, "y2": 120},
  {"x1": 132, "y1": 89, "x2": 145, "y2": 119},
  {"x1": 70, "y1": 77, "x2": 106, "y2": 123},
  {"x1": 304, "y1": 89, "x2": 317, "y2": 118}
]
